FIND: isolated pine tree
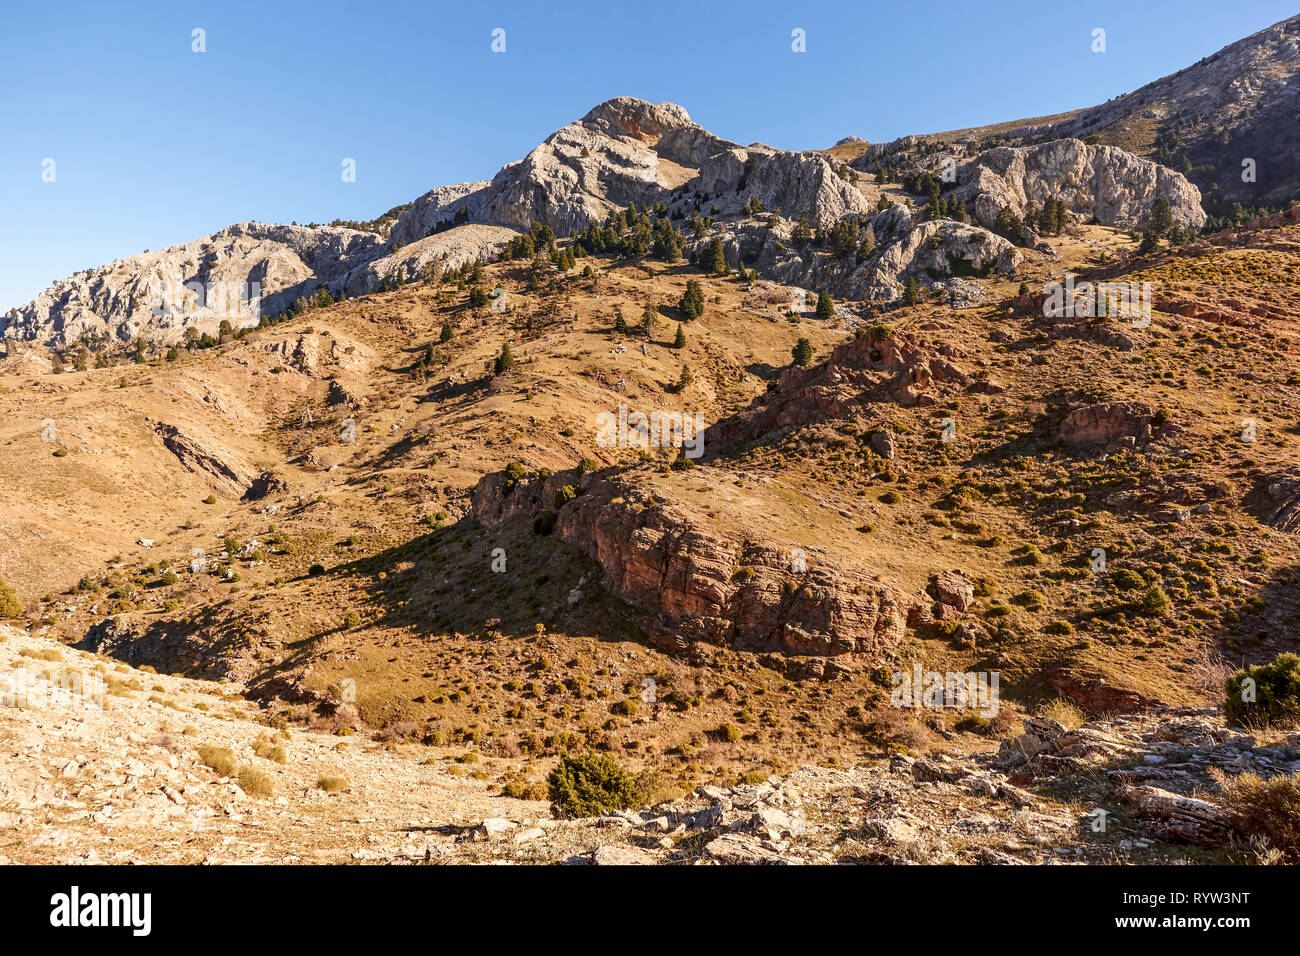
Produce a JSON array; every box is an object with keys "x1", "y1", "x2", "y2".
[
  {"x1": 704, "y1": 239, "x2": 729, "y2": 275},
  {"x1": 816, "y1": 291, "x2": 834, "y2": 319},
  {"x1": 1149, "y1": 197, "x2": 1173, "y2": 237},
  {"x1": 641, "y1": 303, "x2": 655, "y2": 337},
  {"x1": 679, "y1": 280, "x2": 705, "y2": 320},
  {"x1": 439, "y1": 320, "x2": 454, "y2": 343},
  {"x1": 493, "y1": 343, "x2": 514, "y2": 376},
  {"x1": 673, "y1": 324, "x2": 686, "y2": 349},
  {"x1": 792, "y1": 337, "x2": 813, "y2": 366},
  {"x1": 903, "y1": 276, "x2": 920, "y2": 306}
]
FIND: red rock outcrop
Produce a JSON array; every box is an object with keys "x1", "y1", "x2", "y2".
[
  {"x1": 1058, "y1": 402, "x2": 1153, "y2": 448},
  {"x1": 707, "y1": 327, "x2": 969, "y2": 451},
  {"x1": 471, "y1": 468, "x2": 909, "y2": 661}
]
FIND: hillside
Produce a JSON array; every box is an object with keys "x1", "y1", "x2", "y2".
[
  {"x1": 3, "y1": 203, "x2": 1299, "y2": 804},
  {"x1": 3, "y1": 20, "x2": 1300, "y2": 871},
  {"x1": 911, "y1": 15, "x2": 1300, "y2": 218}
]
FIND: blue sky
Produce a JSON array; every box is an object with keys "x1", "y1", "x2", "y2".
[{"x1": 1, "y1": 0, "x2": 1294, "y2": 311}]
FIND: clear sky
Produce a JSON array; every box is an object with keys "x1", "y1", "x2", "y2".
[{"x1": 1, "y1": 0, "x2": 1294, "y2": 311}]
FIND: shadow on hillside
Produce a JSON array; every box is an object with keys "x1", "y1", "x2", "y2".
[{"x1": 322, "y1": 514, "x2": 650, "y2": 650}]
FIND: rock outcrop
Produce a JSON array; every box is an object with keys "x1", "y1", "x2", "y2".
[
  {"x1": 152, "y1": 422, "x2": 254, "y2": 496},
  {"x1": 470, "y1": 468, "x2": 908, "y2": 661},
  {"x1": 3, "y1": 223, "x2": 386, "y2": 348},
  {"x1": 708, "y1": 325, "x2": 971, "y2": 452},
  {"x1": 687, "y1": 203, "x2": 1020, "y2": 305},
  {"x1": 952, "y1": 139, "x2": 1206, "y2": 232},
  {"x1": 1057, "y1": 401, "x2": 1154, "y2": 448},
  {"x1": 1260, "y1": 469, "x2": 1300, "y2": 533}
]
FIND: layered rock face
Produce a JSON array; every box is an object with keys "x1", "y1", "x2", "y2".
[
  {"x1": 390, "y1": 98, "x2": 873, "y2": 243},
  {"x1": 953, "y1": 139, "x2": 1206, "y2": 232},
  {"x1": 151, "y1": 422, "x2": 255, "y2": 495},
  {"x1": 1037, "y1": 15, "x2": 1300, "y2": 207},
  {"x1": 690, "y1": 203, "x2": 1020, "y2": 304},
  {"x1": 3, "y1": 223, "x2": 386, "y2": 348},
  {"x1": 708, "y1": 325, "x2": 972, "y2": 452},
  {"x1": 470, "y1": 468, "x2": 908, "y2": 661}
]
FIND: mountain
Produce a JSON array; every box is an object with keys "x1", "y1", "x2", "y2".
[
  {"x1": 915, "y1": 14, "x2": 1300, "y2": 216},
  {"x1": 3, "y1": 52, "x2": 1300, "y2": 864},
  {"x1": 3, "y1": 89, "x2": 1207, "y2": 351}
]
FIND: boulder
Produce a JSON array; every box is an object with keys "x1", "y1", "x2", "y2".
[{"x1": 1058, "y1": 402, "x2": 1153, "y2": 447}]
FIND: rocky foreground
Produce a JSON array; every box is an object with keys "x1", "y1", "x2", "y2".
[{"x1": 2, "y1": 623, "x2": 1293, "y2": 865}]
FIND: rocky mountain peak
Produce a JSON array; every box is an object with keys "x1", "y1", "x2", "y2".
[{"x1": 577, "y1": 97, "x2": 698, "y2": 141}]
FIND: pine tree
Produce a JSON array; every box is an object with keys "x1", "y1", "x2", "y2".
[
  {"x1": 674, "y1": 365, "x2": 693, "y2": 391},
  {"x1": 493, "y1": 343, "x2": 514, "y2": 376},
  {"x1": 1149, "y1": 197, "x2": 1173, "y2": 237},
  {"x1": 673, "y1": 324, "x2": 686, "y2": 349},
  {"x1": 704, "y1": 239, "x2": 728, "y2": 275},
  {"x1": 613, "y1": 309, "x2": 629, "y2": 334},
  {"x1": 791, "y1": 337, "x2": 813, "y2": 366},
  {"x1": 439, "y1": 320, "x2": 454, "y2": 343},
  {"x1": 679, "y1": 280, "x2": 705, "y2": 320},
  {"x1": 994, "y1": 206, "x2": 1026, "y2": 245},
  {"x1": 903, "y1": 276, "x2": 920, "y2": 306},
  {"x1": 641, "y1": 303, "x2": 655, "y2": 338},
  {"x1": 816, "y1": 291, "x2": 834, "y2": 320}
]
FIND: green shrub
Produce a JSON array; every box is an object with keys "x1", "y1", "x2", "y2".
[
  {"x1": 554, "y1": 485, "x2": 578, "y2": 508},
  {"x1": 0, "y1": 577, "x2": 21, "y2": 618},
  {"x1": 502, "y1": 461, "x2": 526, "y2": 491},
  {"x1": 1224, "y1": 653, "x2": 1300, "y2": 728},
  {"x1": 547, "y1": 752, "x2": 640, "y2": 819},
  {"x1": 1012, "y1": 590, "x2": 1045, "y2": 611},
  {"x1": 1111, "y1": 569, "x2": 1145, "y2": 591},
  {"x1": 1140, "y1": 585, "x2": 1172, "y2": 617}
]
